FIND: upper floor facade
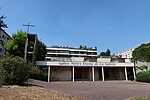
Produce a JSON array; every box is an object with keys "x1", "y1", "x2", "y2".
[
  {"x1": 0, "y1": 28, "x2": 12, "y2": 56},
  {"x1": 46, "y1": 45, "x2": 97, "y2": 62}
]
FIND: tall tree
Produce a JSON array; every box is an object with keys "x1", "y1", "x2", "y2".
[
  {"x1": 37, "y1": 41, "x2": 46, "y2": 61},
  {"x1": 132, "y1": 43, "x2": 150, "y2": 62},
  {"x1": 5, "y1": 30, "x2": 26, "y2": 57},
  {"x1": 106, "y1": 49, "x2": 111, "y2": 56},
  {"x1": 5, "y1": 30, "x2": 46, "y2": 62}
]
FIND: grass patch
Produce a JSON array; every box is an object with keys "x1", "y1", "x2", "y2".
[
  {"x1": 127, "y1": 96, "x2": 150, "y2": 100},
  {"x1": 0, "y1": 85, "x2": 87, "y2": 100}
]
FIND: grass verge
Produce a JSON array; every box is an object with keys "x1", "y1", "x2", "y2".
[{"x1": 0, "y1": 85, "x2": 87, "y2": 100}]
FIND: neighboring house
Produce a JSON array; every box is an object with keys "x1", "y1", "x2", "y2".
[
  {"x1": 97, "y1": 55, "x2": 131, "y2": 63},
  {"x1": 115, "y1": 42, "x2": 150, "y2": 72},
  {"x1": 115, "y1": 42, "x2": 150, "y2": 59},
  {"x1": 115, "y1": 47, "x2": 135, "y2": 59},
  {"x1": 0, "y1": 28, "x2": 12, "y2": 56}
]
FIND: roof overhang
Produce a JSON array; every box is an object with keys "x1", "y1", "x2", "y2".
[{"x1": 36, "y1": 61, "x2": 134, "y2": 67}]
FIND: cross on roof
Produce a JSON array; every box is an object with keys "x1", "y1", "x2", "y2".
[{"x1": 22, "y1": 22, "x2": 35, "y2": 34}]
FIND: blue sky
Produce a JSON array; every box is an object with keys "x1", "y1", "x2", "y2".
[{"x1": 1, "y1": 0, "x2": 150, "y2": 54}]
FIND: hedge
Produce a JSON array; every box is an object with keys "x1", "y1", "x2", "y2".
[{"x1": 136, "y1": 71, "x2": 150, "y2": 83}]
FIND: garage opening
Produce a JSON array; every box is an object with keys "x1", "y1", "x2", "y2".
[
  {"x1": 74, "y1": 67, "x2": 91, "y2": 81},
  {"x1": 104, "y1": 67, "x2": 125, "y2": 80}
]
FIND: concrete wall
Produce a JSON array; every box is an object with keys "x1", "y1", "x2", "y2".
[
  {"x1": 51, "y1": 66, "x2": 72, "y2": 81},
  {"x1": 97, "y1": 58, "x2": 111, "y2": 62},
  {"x1": 136, "y1": 61, "x2": 150, "y2": 73},
  {"x1": 71, "y1": 57, "x2": 84, "y2": 62}
]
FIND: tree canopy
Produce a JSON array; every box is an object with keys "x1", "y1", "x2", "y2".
[
  {"x1": 5, "y1": 30, "x2": 26, "y2": 57},
  {"x1": 5, "y1": 30, "x2": 46, "y2": 63},
  {"x1": 99, "y1": 49, "x2": 111, "y2": 56},
  {"x1": 132, "y1": 43, "x2": 150, "y2": 62},
  {"x1": 37, "y1": 41, "x2": 46, "y2": 61}
]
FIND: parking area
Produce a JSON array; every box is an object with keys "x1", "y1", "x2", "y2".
[{"x1": 29, "y1": 79, "x2": 150, "y2": 100}]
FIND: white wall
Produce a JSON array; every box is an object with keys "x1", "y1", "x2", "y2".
[
  {"x1": 97, "y1": 58, "x2": 111, "y2": 62},
  {"x1": 71, "y1": 57, "x2": 84, "y2": 62}
]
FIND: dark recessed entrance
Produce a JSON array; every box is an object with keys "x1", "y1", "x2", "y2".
[
  {"x1": 127, "y1": 67, "x2": 134, "y2": 80},
  {"x1": 98, "y1": 68, "x2": 102, "y2": 80},
  {"x1": 104, "y1": 67, "x2": 125, "y2": 80},
  {"x1": 74, "y1": 67, "x2": 90, "y2": 81}
]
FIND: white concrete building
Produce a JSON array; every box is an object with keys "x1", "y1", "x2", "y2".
[
  {"x1": 115, "y1": 42, "x2": 150, "y2": 72},
  {"x1": 36, "y1": 61, "x2": 135, "y2": 82},
  {"x1": 36, "y1": 46, "x2": 135, "y2": 82},
  {"x1": 46, "y1": 46, "x2": 97, "y2": 62},
  {"x1": 115, "y1": 48, "x2": 135, "y2": 59},
  {"x1": 115, "y1": 42, "x2": 150, "y2": 59},
  {"x1": 0, "y1": 29, "x2": 12, "y2": 56}
]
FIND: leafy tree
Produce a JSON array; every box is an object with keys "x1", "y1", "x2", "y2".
[
  {"x1": 5, "y1": 30, "x2": 26, "y2": 57},
  {"x1": 132, "y1": 43, "x2": 150, "y2": 62},
  {"x1": 106, "y1": 49, "x2": 111, "y2": 56},
  {"x1": 37, "y1": 41, "x2": 46, "y2": 61},
  {"x1": 5, "y1": 30, "x2": 46, "y2": 62},
  {"x1": 100, "y1": 49, "x2": 111, "y2": 56},
  {"x1": 100, "y1": 52, "x2": 107, "y2": 56}
]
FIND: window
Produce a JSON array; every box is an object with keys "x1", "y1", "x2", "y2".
[
  {"x1": 2, "y1": 34, "x2": 4, "y2": 38},
  {"x1": 0, "y1": 48, "x2": 2, "y2": 52}
]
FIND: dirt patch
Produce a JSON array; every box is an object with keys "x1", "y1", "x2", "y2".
[
  {"x1": 127, "y1": 96, "x2": 150, "y2": 100},
  {"x1": 0, "y1": 85, "x2": 87, "y2": 100}
]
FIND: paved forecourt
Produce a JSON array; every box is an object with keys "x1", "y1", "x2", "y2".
[{"x1": 29, "y1": 79, "x2": 150, "y2": 100}]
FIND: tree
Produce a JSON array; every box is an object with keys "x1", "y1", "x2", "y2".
[
  {"x1": 132, "y1": 43, "x2": 150, "y2": 62},
  {"x1": 5, "y1": 30, "x2": 46, "y2": 62},
  {"x1": 106, "y1": 49, "x2": 111, "y2": 56},
  {"x1": 99, "y1": 49, "x2": 111, "y2": 56},
  {"x1": 5, "y1": 30, "x2": 26, "y2": 57},
  {"x1": 0, "y1": 16, "x2": 7, "y2": 29},
  {"x1": 100, "y1": 52, "x2": 107, "y2": 56},
  {"x1": 37, "y1": 41, "x2": 46, "y2": 61}
]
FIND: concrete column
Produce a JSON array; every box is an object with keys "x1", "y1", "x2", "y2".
[
  {"x1": 48, "y1": 66, "x2": 51, "y2": 82},
  {"x1": 72, "y1": 66, "x2": 74, "y2": 82},
  {"x1": 102, "y1": 67, "x2": 104, "y2": 81},
  {"x1": 92, "y1": 67, "x2": 95, "y2": 81},
  {"x1": 133, "y1": 67, "x2": 136, "y2": 80},
  {"x1": 125, "y1": 67, "x2": 128, "y2": 81}
]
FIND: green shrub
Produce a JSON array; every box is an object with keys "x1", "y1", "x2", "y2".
[
  {"x1": 136, "y1": 71, "x2": 150, "y2": 83},
  {"x1": 29, "y1": 66, "x2": 48, "y2": 81},
  {"x1": 0, "y1": 56, "x2": 32, "y2": 85},
  {"x1": 0, "y1": 67, "x2": 8, "y2": 85}
]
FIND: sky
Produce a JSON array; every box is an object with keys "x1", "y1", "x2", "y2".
[{"x1": 0, "y1": 0, "x2": 150, "y2": 54}]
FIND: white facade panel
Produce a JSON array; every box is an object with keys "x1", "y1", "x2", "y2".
[{"x1": 36, "y1": 61, "x2": 134, "y2": 67}]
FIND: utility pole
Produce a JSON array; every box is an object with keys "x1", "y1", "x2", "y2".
[{"x1": 22, "y1": 22, "x2": 35, "y2": 60}]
